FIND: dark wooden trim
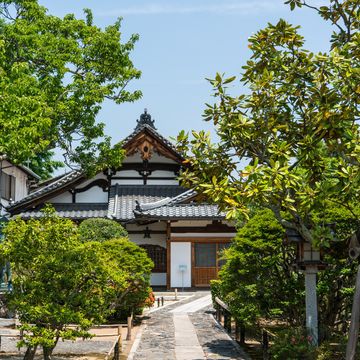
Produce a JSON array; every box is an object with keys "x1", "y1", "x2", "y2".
[
  {"x1": 114, "y1": 162, "x2": 181, "y2": 174},
  {"x1": 166, "y1": 239, "x2": 171, "y2": 290},
  {"x1": 170, "y1": 237, "x2": 232, "y2": 243},
  {"x1": 127, "y1": 230, "x2": 166, "y2": 235},
  {"x1": 111, "y1": 176, "x2": 177, "y2": 181},
  {"x1": 171, "y1": 225, "x2": 236, "y2": 233},
  {"x1": 191, "y1": 242, "x2": 195, "y2": 287},
  {"x1": 74, "y1": 179, "x2": 108, "y2": 193}
]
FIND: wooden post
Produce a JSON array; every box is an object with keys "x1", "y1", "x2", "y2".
[
  {"x1": 346, "y1": 264, "x2": 360, "y2": 360},
  {"x1": 161, "y1": 296, "x2": 164, "y2": 306},
  {"x1": 262, "y1": 330, "x2": 269, "y2": 360},
  {"x1": 240, "y1": 323, "x2": 246, "y2": 345},
  {"x1": 117, "y1": 326, "x2": 122, "y2": 354},
  {"x1": 175, "y1": 288, "x2": 178, "y2": 300},
  {"x1": 126, "y1": 313, "x2": 133, "y2": 341},
  {"x1": 235, "y1": 321, "x2": 239, "y2": 342}
]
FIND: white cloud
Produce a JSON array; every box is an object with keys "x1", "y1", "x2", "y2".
[{"x1": 98, "y1": 1, "x2": 281, "y2": 17}]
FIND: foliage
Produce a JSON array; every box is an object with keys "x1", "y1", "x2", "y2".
[
  {"x1": 102, "y1": 238, "x2": 153, "y2": 319},
  {"x1": 315, "y1": 204, "x2": 360, "y2": 337},
  {"x1": 0, "y1": 0, "x2": 141, "y2": 173},
  {"x1": 79, "y1": 218, "x2": 128, "y2": 243},
  {"x1": 27, "y1": 150, "x2": 64, "y2": 180},
  {"x1": 270, "y1": 328, "x2": 317, "y2": 360},
  {"x1": 0, "y1": 206, "x2": 126, "y2": 359},
  {"x1": 214, "y1": 209, "x2": 304, "y2": 326},
  {"x1": 176, "y1": 0, "x2": 360, "y2": 248}
]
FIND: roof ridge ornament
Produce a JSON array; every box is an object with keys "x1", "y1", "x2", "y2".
[{"x1": 135, "y1": 108, "x2": 157, "y2": 130}]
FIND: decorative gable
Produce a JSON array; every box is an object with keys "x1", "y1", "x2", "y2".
[{"x1": 122, "y1": 109, "x2": 184, "y2": 164}]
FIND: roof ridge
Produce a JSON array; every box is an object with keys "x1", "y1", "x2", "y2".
[{"x1": 134, "y1": 188, "x2": 197, "y2": 213}]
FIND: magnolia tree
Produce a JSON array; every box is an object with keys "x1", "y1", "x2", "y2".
[
  {"x1": 177, "y1": 0, "x2": 359, "y2": 346},
  {"x1": 0, "y1": 0, "x2": 141, "y2": 172}
]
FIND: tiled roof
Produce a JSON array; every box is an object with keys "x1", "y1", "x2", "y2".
[
  {"x1": 135, "y1": 203, "x2": 225, "y2": 220},
  {"x1": 7, "y1": 170, "x2": 84, "y2": 211},
  {"x1": 19, "y1": 203, "x2": 108, "y2": 220},
  {"x1": 133, "y1": 188, "x2": 225, "y2": 220},
  {"x1": 108, "y1": 184, "x2": 187, "y2": 221}
]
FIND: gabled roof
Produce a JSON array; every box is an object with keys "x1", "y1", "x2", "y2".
[
  {"x1": 122, "y1": 110, "x2": 184, "y2": 163},
  {"x1": 8, "y1": 170, "x2": 84, "y2": 213}
]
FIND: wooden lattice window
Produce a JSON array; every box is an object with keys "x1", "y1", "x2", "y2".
[{"x1": 140, "y1": 245, "x2": 167, "y2": 273}]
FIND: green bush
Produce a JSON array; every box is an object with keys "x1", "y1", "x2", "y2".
[
  {"x1": 270, "y1": 328, "x2": 317, "y2": 360},
  {"x1": 79, "y1": 218, "x2": 128, "y2": 242}
]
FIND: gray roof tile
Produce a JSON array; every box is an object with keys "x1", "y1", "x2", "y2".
[
  {"x1": 8, "y1": 170, "x2": 83, "y2": 211},
  {"x1": 108, "y1": 185, "x2": 187, "y2": 221},
  {"x1": 19, "y1": 203, "x2": 108, "y2": 220}
]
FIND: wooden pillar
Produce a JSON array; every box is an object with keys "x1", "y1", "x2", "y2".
[{"x1": 166, "y1": 221, "x2": 171, "y2": 290}]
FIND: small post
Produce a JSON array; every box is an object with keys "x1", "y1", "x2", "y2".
[
  {"x1": 157, "y1": 297, "x2": 160, "y2": 307},
  {"x1": 126, "y1": 313, "x2": 133, "y2": 341},
  {"x1": 114, "y1": 342, "x2": 120, "y2": 360},
  {"x1": 117, "y1": 326, "x2": 122, "y2": 353},
  {"x1": 235, "y1": 321, "x2": 239, "y2": 342},
  {"x1": 262, "y1": 330, "x2": 269, "y2": 360},
  {"x1": 175, "y1": 288, "x2": 178, "y2": 300},
  {"x1": 0, "y1": 335, "x2": 2, "y2": 350},
  {"x1": 20, "y1": 329, "x2": 24, "y2": 340},
  {"x1": 240, "y1": 323, "x2": 246, "y2": 345},
  {"x1": 161, "y1": 296, "x2": 164, "y2": 306}
]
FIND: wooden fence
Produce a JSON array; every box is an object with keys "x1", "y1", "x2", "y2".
[{"x1": 214, "y1": 297, "x2": 273, "y2": 359}]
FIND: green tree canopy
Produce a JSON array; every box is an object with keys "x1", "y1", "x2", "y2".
[
  {"x1": 177, "y1": 0, "x2": 360, "y2": 246},
  {"x1": 79, "y1": 217, "x2": 128, "y2": 242},
  {"x1": 0, "y1": 207, "x2": 126, "y2": 360},
  {"x1": 0, "y1": 0, "x2": 141, "y2": 173},
  {"x1": 214, "y1": 209, "x2": 304, "y2": 326}
]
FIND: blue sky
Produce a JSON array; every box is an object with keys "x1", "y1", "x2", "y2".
[{"x1": 38, "y1": 0, "x2": 333, "y2": 166}]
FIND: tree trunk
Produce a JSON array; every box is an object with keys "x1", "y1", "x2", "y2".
[
  {"x1": 23, "y1": 345, "x2": 37, "y2": 360},
  {"x1": 345, "y1": 264, "x2": 360, "y2": 360},
  {"x1": 43, "y1": 346, "x2": 54, "y2": 360}
]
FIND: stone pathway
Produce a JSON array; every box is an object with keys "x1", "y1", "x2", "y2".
[{"x1": 131, "y1": 292, "x2": 249, "y2": 360}]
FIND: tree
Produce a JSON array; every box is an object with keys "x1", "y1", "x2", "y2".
[
  {"x1": 102, "y1": 238, "x2": 153, "y2": 319},
  {"x1": 79, "y1": 218, "x2": 153, "y2": 318},
  {"x1": 27, "y1": 150, "x2": 64, "y2": 180},
  {"x1": 177, "y1": 0, "x2": 359, "y2": 345},
  {"x1": 0, "y1": 0, "x2": 141, "y2": 173},
  {"x1": 213, "y1": 209, "x2": 304, "y2": 326},
  {"x1": 0, "y1": 207, "x2": 126, "y2": 360},
  {"x1": 79, "y1": 217, "x2": 128, "y2": 243}
]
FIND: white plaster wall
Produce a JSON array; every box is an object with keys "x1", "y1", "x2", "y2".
[
  {"x1": 129, "y1": 233, "x2": 166, "y2": 247},
  {"x1": 114, "y1": 170, "x2": 140, "y2": 177},
  {"x1": 146, "y1": 179, "x2": 179, "y2": 185},
  {"x1": 76, "y1": 187, "x2": 108, "y2": 203},
  {"x1": 75, "y1": 173, "x2": 107, "y2": 189},
  {"x1": 111, "y1": 179, "x2": 143, "y2": 185},
  {"x1": 170, "y1": 242, "x2": 191, "y2": 288},
  {"x1": 50, "y1": 192, "x2": 72, "y2": 203},
  {"x1": 151, "y1": 273, "x2": 166, "y2": 286},
  {"x1": 148, "y1": 170, "x2": 176, "y2": 178}
]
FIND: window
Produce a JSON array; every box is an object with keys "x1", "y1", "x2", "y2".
[
  {"x1": 140, "y1": 244, "x2": 167, "y2": 273},
  {"x1": 0, "y1": 172, "x2": 15, "y2": 201},
  {"x1": 195, "y1": 243, "x2": 217, "y2": 267}
]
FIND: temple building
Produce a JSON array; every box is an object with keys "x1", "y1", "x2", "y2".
[{"x1": 7, "y1": 110, "x2": 235, "y2": 288}]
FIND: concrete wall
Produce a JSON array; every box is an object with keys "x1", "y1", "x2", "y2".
[{"x1": 170, "y1": 242, "x2": 191, "y2": 288}]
